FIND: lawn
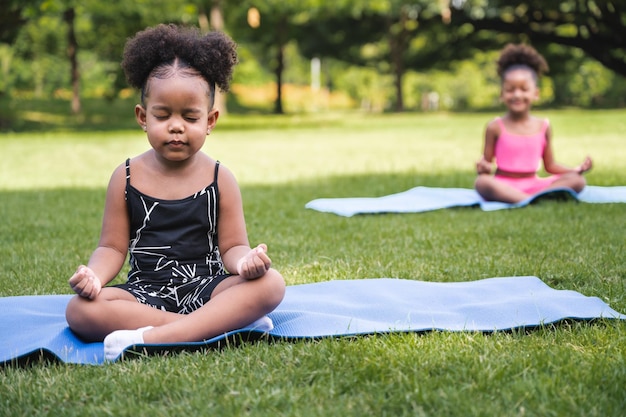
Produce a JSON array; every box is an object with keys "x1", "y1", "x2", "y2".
[{"x1": 1, "y1": 109, "x2": 625, "y2": 416}]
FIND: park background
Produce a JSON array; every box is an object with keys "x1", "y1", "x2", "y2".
[
  {"x1": 1, "y1": 1, "x2": 625, "y2": 417},
  {"x1": 1, "y1": 0, "x2": 626, "y2": 128}
]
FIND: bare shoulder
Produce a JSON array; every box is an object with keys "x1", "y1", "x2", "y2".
[
  {"x1": 107, "y1": 161, "x2": 128, "y2": 191},
  {"x1": 530, "y1": 115, "x2": 548, "y2": 125},
  {"x1": 485, "y1": 117, "x2": 501, "y2": 137},
  {"x1": 101, "y1": 161, "x2": 129, "y2": 213}
]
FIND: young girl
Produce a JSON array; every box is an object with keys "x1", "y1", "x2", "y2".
[
  {"x1": 474, "y1": 43, "x2": 592, "y2": 203},
  {"x1": 65, "y1": 24, "x2": 286, "y2": 361}
]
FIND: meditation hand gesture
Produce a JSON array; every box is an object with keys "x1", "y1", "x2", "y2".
[
  {"x1": 237, "y1": 244, "x2": 272, "y2": 280},
  {"x1": 476, "y1": 156, "x2": 492, "y2": 175},
  {"x1": 577, "y1": 156, "x2": 593, "y2": 174},
  {"x1": 69, "y1": 265, "x2": 102, "y2": 300}
]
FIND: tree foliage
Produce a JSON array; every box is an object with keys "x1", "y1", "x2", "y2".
[
  {"x1": 1, "y1": 0, "x2": 625, "y2": 115},
  {"x1": 446, "y1": 0, "x2": 626, "y2": 76}
]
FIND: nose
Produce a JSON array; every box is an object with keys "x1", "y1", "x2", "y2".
[{"x1": 168, "y1": 117, "x2": 184, "y2": 133}]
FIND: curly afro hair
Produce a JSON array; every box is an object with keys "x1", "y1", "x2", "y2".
[
  {"x1": 497, "y1": 43, "x2": 549, "y2": 81},
  {"x1": 121, "y1": 24, "x2": 238, "y2": 102}
]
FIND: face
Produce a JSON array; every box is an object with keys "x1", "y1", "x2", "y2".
[
  {"x1": 500, "y1": 68, "x2": 539, "y2": 115},
  {"x1": 135, "y1": 74, "x2": 218, "y2": 163}
]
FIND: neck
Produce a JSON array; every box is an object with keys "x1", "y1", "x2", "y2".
[{"x1": 506, "y1": 111, "x2": 531, "y2": 122}]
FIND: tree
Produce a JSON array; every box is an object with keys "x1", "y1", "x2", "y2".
[
  {"x1": 227, "y1": 0, "x2": 331, "y2": 114},
  {"x1": 0, "y1": 0, "x2": 33, "y2": 44},
  {"x1": 197, "y1": 0, "x2": 229, "y2": 115},
  {"x1": 63, "y1": 6, "x2": 80, "y2": 113},
  {"x1": 432, "y1": 0, "x2": 626, "y2": 77},
  {"x1": 298, "y1": 1, "x2": 450, "y2": 112},
  {"x1": 298, "y1": 0, "x2": 626, "y2": 111}
]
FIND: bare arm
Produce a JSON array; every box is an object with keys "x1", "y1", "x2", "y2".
[
  {"x1": 216, "y1": 165, "x2": 271, "y2": 279},
  {"x1": 542, "y1": 125, "x2": 593, "y2": 174},
  {"x1": 476, "y1": 120, "x2": 499, "y2": 174},
  {"x1": 69, "y1": 164, "x2": 130, "y2": 298}
]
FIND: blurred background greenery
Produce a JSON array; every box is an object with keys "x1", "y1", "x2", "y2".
[{"x1": 1, "y1": 0, "x2": 625, "y2": 132}]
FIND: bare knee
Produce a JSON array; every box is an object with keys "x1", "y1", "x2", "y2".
[
  {"x1": 65, "y1": 295, "x2": 101, "y2": 341},
  {"x1": 572, "y1": 174, "x2": 587, "y2": 193},
  {"x1": 259, "y1": 269, "x2": 286, "y2": 312},
  {"x1": 474, "y1": 174, "x2": 488, "y2": 189},
  {"x1": 558, "y1": 172, "x2": 587, "y2": 193},
  {"x1": 474, "y1": 175, "x2": 495, "y2": 200}
]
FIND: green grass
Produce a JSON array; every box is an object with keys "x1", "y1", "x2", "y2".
[{"x1": 1, "y1": 109, "x2": 625, "y2": 416}]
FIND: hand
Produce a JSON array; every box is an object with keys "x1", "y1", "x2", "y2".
[
  {"x1": 69, "y1": 265, "x2": 102, "y2": 299},
  {"x1": 476, "y1": 156, "x2": 492, "y2": 175},
  {"x1": 577, "y1": 156, "x2": 592, "y2": 174},
  {"x1": 236, "y1": 244, "x2": 272, "y2": 280}
]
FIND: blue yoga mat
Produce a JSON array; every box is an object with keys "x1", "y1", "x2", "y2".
[
  {"x1": 305, "y1": 185, "x2": 626, "y2": 216},
  {"x1": 1, "y1": 277, "x2": 624, "y2": 365}
]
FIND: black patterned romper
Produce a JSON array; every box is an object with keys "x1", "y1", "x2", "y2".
[{"x1": 114, "y1": 159, "x2": 232, "y2": 313}]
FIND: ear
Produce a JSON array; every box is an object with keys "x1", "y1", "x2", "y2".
[
  {"x1": 207, "y1": 108, "x2": 219, "y2": 131},
  {"x1": 533, "y1": 87, "x2": 540, "y2": 101},
  {"x1": 135, "y1": 104, "x2": 147, "y2": 129}
]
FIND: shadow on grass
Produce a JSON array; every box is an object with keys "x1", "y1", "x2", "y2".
[
  {"x1": 1, "y1": 170, "x2": 625, "y2": 309},
  {"x1": 0, "y1": 97, "x2": 363, "y2": 133}
]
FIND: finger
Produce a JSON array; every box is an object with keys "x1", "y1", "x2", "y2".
[
  {"x1": 69, "y1": 268, "x2": 85, "y2": 286},
  {"x1": 78, "y1": 279, "x2": 93, "y2": 296},
  {"x1": 71, "y1": 276, "x2": 87, "y2": 293},
  {"x1": 86, "y1": 276, "x2": 101, "y2": 299},
  {"x1": 241, "y1": 257, "x2": 268, "y2": 278},
  {"x1": 247, "y1": 257, "x2": 265, "y2": 275},
  {"x1": 68, "y1": 273, "x2": 81, "y2": 287},
  {"x1": 254, "y1": 244, "x2": 271, "y2": 268}
]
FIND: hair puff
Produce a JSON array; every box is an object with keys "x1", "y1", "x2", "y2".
[
  {"x1": 497, "y1": 43, "x2": 549, "y2": 79},
  {"x1": 121, "y1": 24, "x2": 238, "y2": 93}
]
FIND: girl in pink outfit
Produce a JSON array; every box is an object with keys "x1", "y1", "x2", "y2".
[{"x1": 475, "y1": 44, "x2": 592, "y2": 203}]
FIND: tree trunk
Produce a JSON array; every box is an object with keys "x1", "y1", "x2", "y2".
[
  {"x1": 208, "y1": 0, "x2": 228, "y2": 115},
  {"x1": 273, "y1": 16, "x2": 288, "y2": 115},
  {"x1": 274, "y1": 43, "x2": 285, "y2": 114},
  {"x1": 64, "y1": 8, "x2": 81, "y2": 114},
  {"x1": 388, "y1": 13, "x2": 408, "y2": 112},
  {"x1": 391, "y1": 43, "x2": 405, "y2": 112}
]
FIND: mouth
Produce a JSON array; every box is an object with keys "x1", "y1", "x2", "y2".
[{"x1": 166, "y1": 140, "x2": 187, "y2": 147}]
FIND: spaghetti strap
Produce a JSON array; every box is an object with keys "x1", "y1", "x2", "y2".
[
  {"x1": 125, "y1": 158, "x2": 131, "y2": 185},
  {"x1": 124, "y1": 158, "x2": 131, "y2": 201},
  {"x1": 213, "y1": 161, "x2": 220, "y2": 183}
]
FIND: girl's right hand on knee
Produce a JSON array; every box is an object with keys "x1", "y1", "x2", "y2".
[
  {"x1": 476, "y1": 156, "x2": 492, "y2": 175},
  {"x1": 69, "y1": 265, "x2": 102, "y2": 299}
]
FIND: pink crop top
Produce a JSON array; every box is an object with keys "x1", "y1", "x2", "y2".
[{"x1": 494, "y1": 117, "x2": 548, "y2": 173}]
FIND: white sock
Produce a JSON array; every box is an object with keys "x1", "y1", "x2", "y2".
[
  {"x1": 245, "y1": 316, "x2": 273, "y2": 332},
  {"x1": 104, "y1": 326, "x2": 153, "y2": 361}
]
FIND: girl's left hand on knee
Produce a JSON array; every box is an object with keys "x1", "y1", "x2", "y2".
[{"x1": 236, "y1": 244, "x2": 272, "y2": 279}]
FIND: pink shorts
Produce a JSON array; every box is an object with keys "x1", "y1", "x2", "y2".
[{"x1": 494, "y1": 174, "x2": 561, "y2": 195}]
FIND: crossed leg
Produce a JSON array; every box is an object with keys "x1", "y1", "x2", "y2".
[
  {"x1": 65, "y1": 269, "x2": 285, "y2": 344},
  {"x1": 475, "y1": 173, "x2": 587, "y2": 204}
]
